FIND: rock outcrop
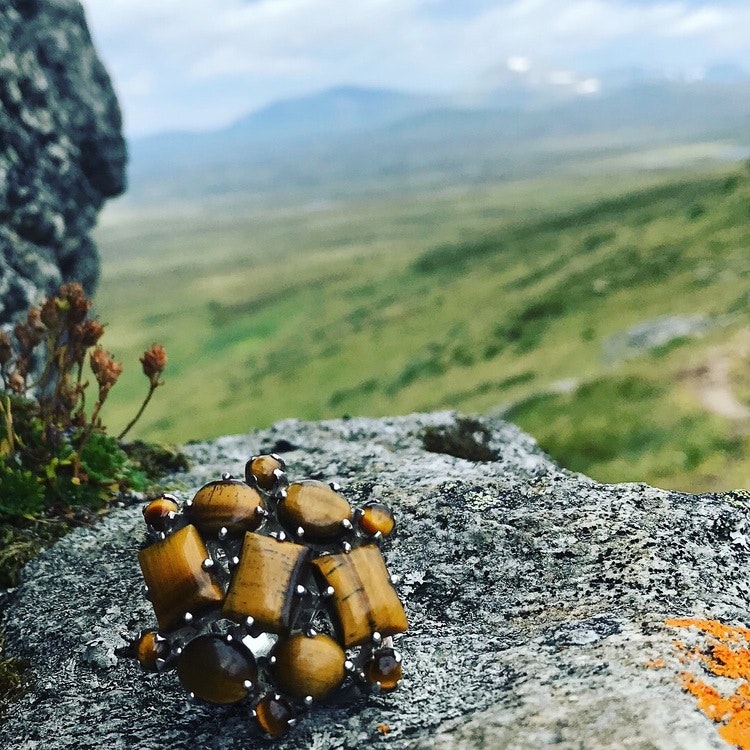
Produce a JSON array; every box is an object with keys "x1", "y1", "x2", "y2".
[
  {"x1": 0, "y1": 0, "x2": 125, "y2": 324},
  {"x1": 1, "y1": 412, "x2": 749, "y2": 749}
]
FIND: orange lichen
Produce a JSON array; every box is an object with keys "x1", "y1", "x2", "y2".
[
  {"x1": 667, "y1": 618, "x2": 750, "y2": 749},
  {"x1": 645, "y1": 657, "x2": 666, "y2": 670}
]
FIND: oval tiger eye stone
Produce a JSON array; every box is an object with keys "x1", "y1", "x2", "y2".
[
  {"x1": 278, "y1": 480, "x2": 352, "y2": 542},
  {"x1": 366, "y1": 648, "x2": 402, "y2": 692},
  {"x1": 143, "y1": 496, "x2": 179, "y2": 531},
  {"x1": 135, "y1": 630, "x2": 169, "y2": 671},
  {"x1": 255, "y1": 693, "x2": 295, "y2": 737},
  {"x1": 246, "y1": 454, "x2": 285, "y2": 490},
  {"x1": 359, "y1": 502, "x2": 395, "y2": 537},
  {"x1": 176, "y1": 635, "x2": 256, "y2": 704},
  {"x1": 190, "y1": 479, "x2": 264, "y2": 537},
  {"x1": 272, "y1": 633, "x2": 346, "y2": 700}
]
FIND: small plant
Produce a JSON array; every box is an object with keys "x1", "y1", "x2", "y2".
[
  {"x1": 0, "y1": 635, "x2": 25, "y2": 717},
  {"x1": 0, "y1": 282, "x2": 167, "y2": 521}
]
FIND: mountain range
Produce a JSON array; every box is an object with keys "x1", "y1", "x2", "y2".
[{"x1": 124, "y1": 78, "x2": 750, "y2": 204}]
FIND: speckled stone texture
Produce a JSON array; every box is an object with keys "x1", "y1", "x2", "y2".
[
  {"x1": 0, "y1": 0, "x2": 125, "y2": 324},
  {"x1": 1, "y1": 412, "x2": 747, "y2": 749}
]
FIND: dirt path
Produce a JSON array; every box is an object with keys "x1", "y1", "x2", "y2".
[{"x1": 679, "y1": 332, "x2": 750, "y2": 420}]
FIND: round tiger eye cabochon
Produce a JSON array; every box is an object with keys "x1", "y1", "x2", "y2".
[
  {"x1": 246, "y1": 454, "x2": 285, "y2": 490},
  {"x1": 359, "y1": 501, "x2": 395, "y2": 537},
  {"x1": 366, "y1": 648, "x2": 402, "y2": 692},
  {"x1": 255, "y1": 694, "x2": 295, "y2": 737},
  {"x1": 278, "y1": 480, "x2": 352, "y2": 541},
  {"x1": 177, "y1": 635, "x2": 257, "y2": 704},
  {"x1": 135, "y1": 630, "x2": 169, "y2": 671},
  {"x1": 142, "y1": 495, "x2": 179, "y2": 531},
  {"x1": 272, "y1": 633, "x2": 346, "y2": 700}
]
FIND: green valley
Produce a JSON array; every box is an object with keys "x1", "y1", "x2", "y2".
[{"x1": 94, "y1": 156, "x2": 750, "y2": 493}]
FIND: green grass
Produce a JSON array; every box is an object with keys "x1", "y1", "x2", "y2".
[
  {"x1": 93, "y1": 151, "x2": 750, "y2": 492},
  {"x1": 504, "y1": 370, "x2": 750, "y2": 493}
]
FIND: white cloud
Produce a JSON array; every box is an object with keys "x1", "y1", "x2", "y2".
[
  {"x1": 576, "y1": 77, "x2": 601, "y2": 94},
  {"x1": 667, "y1": 7, "x2": 726, "y2": 35},
  {"x1": 78, "y1": 0, "x2": 750, "y2": 136},
  {"x1": 507, "y1": 55, "x2": 532, "y2": 73}
]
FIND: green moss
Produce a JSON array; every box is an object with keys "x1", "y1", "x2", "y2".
[
  {"x1": 0, "y1": 638, "x2": 25, "y2": 717},
  {"x1": 0, "y1": 465, "x2": 45, "y2": 522},
  {"x1": 122, "y1": 440, "x2": 191, "y2": 479}
]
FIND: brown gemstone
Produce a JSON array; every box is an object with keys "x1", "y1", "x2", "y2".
[
  {"x1": 312, "y1": 545, "x2": 408, "y2": 648},
  {"x1": 138, "y1": 524, "x2": 224, "y2": 631},
  {"x1": 222, "y1": 532, "x2": 311, "y2": 633},
  {"x1": 359, "y1": 501, "x2": 395, "y2": 537},
  {"x1": 135, "y1": 630, "x2": 169, "y2": 671},
  {"x1": 190, "y1": 479, "x2": 264, "y2": 537},
  {"x1": 176, "y1": 635, "x2": 256, "y2": 704},
  {"x1": 272, "y1": 633, "x2": 346, "y2": 700},
  {"x1": 278, "y1": 480, "x2": 352, "y2": 542},
  {"x1": 255, "y1": 693, "x2": 295, "y2": 737},
  {"x1": 246, "y1": 454, "x2": 285, "y2": 490},
  {"x1": 366, "y1": 648, "x2": 402, "y2": 692},
  {"x1": 142, "y1": 496, "x2": 179, "y2": 531}
]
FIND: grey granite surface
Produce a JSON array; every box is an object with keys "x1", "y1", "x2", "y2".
[{"x1": 1, "y1": 412, "x2": 746, "y2": 748}]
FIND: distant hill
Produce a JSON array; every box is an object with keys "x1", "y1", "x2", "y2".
[
  {"x1": 225, "y1": 85, "x2": 441, "y2": 140},
  {"x1": 125, "y1": 80, "x2": 750, "y2": 203},
  {"x1": 127, "y1": 86, "x2": 438, "y2": 181}
]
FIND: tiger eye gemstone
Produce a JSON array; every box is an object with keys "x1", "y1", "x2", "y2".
[
  {"x1": 278, "y1": 480, "x2": 353, "y2": 542},
  {"x1": 255, "y1": 693, "x2": 295, "y2": 737},
  {"x1": 222, "y1": 532, "x2": 311, "y2": 633},
  {"x1": 176, "y1": 635, "x2": 256, "y2": 704},
  {"x1": 138, "y1": 524, "x2": 224, "y2": 631},
  {"x1": 272, "y1": 633, "x2": 346, "y2": 700},
  {"x1": 246, "y1": 454, "x2": 285, "y2": 490},
  {"x1": 366, "y1": 648, "x2": 402, "y2": 692},
  {"x1": 135, "y1": 630, "x2": 170, "y2": 671},
  {"x1": 190, "y1": 479, "x2": 264, "y2": 537},
  {"x1": 359, "y1": 501, "x2": 395, "y2": 537},
  {"x1": 142, "y1": 496, "x2": 179, "y2": 531},
  {"x1": 312, "y1": 545, "x2": 408, "y2": 648}
]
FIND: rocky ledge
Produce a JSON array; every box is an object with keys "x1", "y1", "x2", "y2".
[
  {"x1": 1, "y1": 412, "x2": 748, "y2": 749},
  {"x1": 0, "y1": 0, "x2": 126, "y2": 324}
]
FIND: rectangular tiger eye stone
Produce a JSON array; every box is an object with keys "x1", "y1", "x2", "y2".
[
  {"x1": 222, "y1": 532, "x2": 311, "y2": 633},
  {"x1": 312, "y1": 545, "x2": 408, "y2": 648},
  {"x1": 138, "y1": 524, "x2": 224, "y2": 631}
]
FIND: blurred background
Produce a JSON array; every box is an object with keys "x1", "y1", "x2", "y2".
[{"x1": 81, "y1": 0, "x2": 750, "y2": 492}]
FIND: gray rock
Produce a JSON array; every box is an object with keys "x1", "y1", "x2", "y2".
[
  {"x1": 602, "y1": 314, "x2": 716, "y2": 364},
  {"x1": 0, "y1": 0, "x2": 125, "y2": 324},
  {"x1": 1, "y1": 412, "x2": 747, "y2": 749}
]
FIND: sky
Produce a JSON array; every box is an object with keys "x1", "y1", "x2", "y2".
[{"x1": 79, "y1": 0, "x2": 750, "y2": 138}]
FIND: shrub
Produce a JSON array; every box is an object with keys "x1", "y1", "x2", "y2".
[{"x1": 0, "y1": 283, "x2": 167, "y2": 521}]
